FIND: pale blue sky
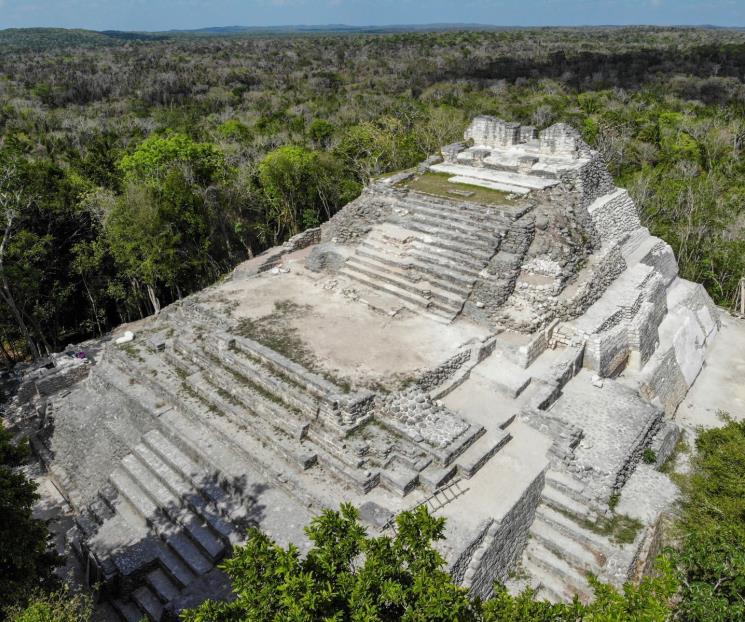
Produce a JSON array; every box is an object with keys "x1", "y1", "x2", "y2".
[{"x1": 0, "y1": 0, "x2": 743, "y2": 31}]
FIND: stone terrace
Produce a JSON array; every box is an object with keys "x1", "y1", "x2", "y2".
[{"x1": 13, "y1": 117, "x2": 724, "y2": 619}]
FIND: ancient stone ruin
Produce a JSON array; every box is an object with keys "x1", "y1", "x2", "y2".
[{"x1": 7, "y1": 116, "x2": 719, "y2": 620}]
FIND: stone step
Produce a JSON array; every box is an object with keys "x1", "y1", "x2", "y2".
[
  {"x1": 379, "y1": 462, "x2": 420, "y2": 497},
  {"x1": 182, "y1": 353, "x2": 309, "y2": 442},
  {"x1": 147, "y1": 567, "x2": 181, "y2": 603},
  {"x1": 110, "y1": 468, "x2": 160, "y2": 521},
  {"x1": 403, "y1": 220, "x2": 497, "y2": 254},
  {"x1": 418, "y1": 463, "x2": 458, "y2": 491},
  {"x1": 408, "y1": 244, "x2": 486, "y2": 276},
  {"x1": 409, "y1": 231, "x2": 495, "y2": 262},
  {"x1": 400, "y1": 198, "x2": 508, "y2": 232},
  {"x1": 120, "y1": 454, "x2": 226, "y2": 562},
  {"x1": 141, "y1": 430, "x2": 239, "y2": 524},
  {"x1": 375, "y1": 220, "x2": 494, "y2": 258},
  {"x1": 89, "y1": 496, "x2": 115, "y2": 524},
  {"x1": 523, "y1": 558, "x2": 582, "y2": 603},
  {"x1": 529, "y1": 517, "x2": 602, "y2": 573},
  {"x1": 111, "y1": 598, "x2": 144, "y2": 622},
  {"x1": 399, "y1": 194, "x2": 513, "y2": 224},
  {"x1": 177, "y1": 337, "x2": 318, "y2": 424},
  {"x1": 346, "y1": 255, "x2": 469, "y2": 306},
  {"x1": 534, "y1": 505, "x2": 610, "y2": 556},
  {"x1": 202, "y1": 346, "x2": 317, "y2": 429},
  {"x1": 531, "y1": 578, "x2": 565, "y2": 605},
  {"x1": 164, "y1": 531, "x2": 213, "y2": 576},
  {"x1": 132, "y1": 586, "x2": 163, "y2": 622},
  {"x1": 524, "y1": 542, "x2": 592, "y2": 601},
  {"x1": 132, "y1": 443, "x2": 237, "y2": 547},
  {"x1": 108, "y1": 468, "x2": 214, "y2": 576},
  {"x1": 357, "y1": 242, "x2": 477, "y2": 291},
  {"x1": 366, "y1": 229, "x2": 487, "y2": 275},
  {"x1": 541, "y1": 483, "x2": 593, "y2": 519},
  {"x1": 185, "y1": 373, "x2": 317, "y2": 472},
  {"x1": 407, "y1": 211, "x2": 501, "y2": 246},
  {"x1": 228, "y1": 334, "x2": 342, "y2": 399},
  {"x1": 544, "y1": 471, "x2": 588, "y2": 505},
  {"x1": 370, "y1": 225, "x2": 494, "y2": 265},
  {"x1": 101, "y1": 349, "x2": 320, "y2": 512},
  {"x1": 157, "y1": 546, "x2": 195, "y2": 588},
  {"x1": 455, "y1": 429, "x2": 511, "y2": 478},
  {"x1": 340, "y1": 265, "x2": 457, "y2": 319},
  {"x1": 342, "y1": 259, "x2": 464, "y2": 310},
  {"x1": 365, "y1": 237, "x2": 483, "y2": 280},
  {"x1": 147, "y1": 369, "x2": 320, "y2": 510}
]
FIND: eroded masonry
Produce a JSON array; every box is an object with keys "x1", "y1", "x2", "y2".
[{"x1": 8, "y1": 117, "x2": 720, "y2": 620}]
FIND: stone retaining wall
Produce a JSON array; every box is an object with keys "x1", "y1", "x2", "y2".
[
  {"x1": 461, "y1": 471, "x2": 546, "y2": 599},
  {"x1": 320, "y1": 189, "x2": 393, "y2": 244},
  {"x1": 588, "y1": 189, "x2": 641, "y2": 244},
  {"x1": 415, "y1": 349, "x2": 472, "y2": 392},
  {"x1": 34, "y1": 362, "x2": 91, "y2": 398}
]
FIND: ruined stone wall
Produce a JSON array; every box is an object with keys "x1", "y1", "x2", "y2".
[
  {"x1": 465, "y1": 116, "x2": 521, "y2": 147},
  {"x1": 640, "y1": 241, "x2": 679, "y2": 286},
  {"x1": 284, "y1": 227, "x2": 321, "y2": 251},
  {"x1": 570, "y1": 154, "x2": 616, "y2": 211},
  {"x1": 461, "y1": 471, "x2": 546, "y2": 599},
  {"x1": 557, "y1": 246, "x2": 627, "y2": 321},
  {"x1": 611, "y1": 411, "x2": 663, "y2": 495},
  {"x1": 588, "y1": 190, "x2": 641, "y2": 245},
  {"x1": 584, "y1": 324, "x2": 630, "y2": 377},
  {"x1": 415, "y1": 350, "x2": 472, "y2": 392},
  {"x1": 34, "y1": 363, "x2": 91, "y2": 398},
  {"x1": 320, "y1": 188, "x2": 394, "y2": 244},
  {"x1": 464, "y1": 214, "x2": 535, "y2": 324}
]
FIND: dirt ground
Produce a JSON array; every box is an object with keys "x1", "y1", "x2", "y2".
[{"x1": 202, "y1": 249, "x2": 488, "y2": 389}]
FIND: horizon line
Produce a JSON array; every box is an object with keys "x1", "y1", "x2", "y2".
[{"x1": 2, "y1": 22, "x2": 745, "y2": 33}]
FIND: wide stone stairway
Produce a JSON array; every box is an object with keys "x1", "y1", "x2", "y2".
[
  {"x1": 520, "y1": 471, "x2": 619, "y2": 603},
  {"x1": 48, "y1": 303, "x2": 516, "y2": 620},
  {"x1": 339, "y1": 192, "x2": 511, "y2": 320}
]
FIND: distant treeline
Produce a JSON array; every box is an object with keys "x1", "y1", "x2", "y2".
[{"x1": 0, "y1": 27, "x2": 744, "y2": 362}]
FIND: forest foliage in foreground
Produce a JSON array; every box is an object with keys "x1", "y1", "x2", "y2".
[
  {"x1": 1, "y1": 27, "x2": 745, "y2": 360},
  {"x1": 4, "y1": 418, "x2": 745, "y2": 621}
]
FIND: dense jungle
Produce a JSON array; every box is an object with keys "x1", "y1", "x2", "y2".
[{"x1": 1, "y1": 26, "x2": 745, "y2": 361}]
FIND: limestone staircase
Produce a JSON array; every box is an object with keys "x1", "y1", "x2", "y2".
[
  {"x1": 73, "y1": 427, "x2": 244, "y2": 622},
  {"x1": 520, "y1": 471, "x2": 614, "y2": 603},
  {"x1": 61, "y1": 309, "x2": 515, "y2": 619},
  {"x1": 339, "y1": 193, "x2": 508, "y2": 320}
]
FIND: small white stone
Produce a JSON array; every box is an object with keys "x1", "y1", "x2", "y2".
[
  {"x1": 476, "y1": 301, "x2": 485, "y2": 309},
  {"x1": 591, "y1": 374, "x2": 604, "y2": 388}
]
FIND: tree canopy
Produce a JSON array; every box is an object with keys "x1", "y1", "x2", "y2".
[{"x1": 0, "y1": 427, "x2": 60, "y2": 618}]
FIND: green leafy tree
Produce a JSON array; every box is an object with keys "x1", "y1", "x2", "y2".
[
  {"x1": 671, "y1": 418, "x2": 745, "y2": 622},
  {"x1": 258, "y1": 146, "x2": 358, "y2": 242},
  {"x1": 183, "y1": 504, "x2": 476, "y2": 622},
  {"x1": 183, "y1": 504, "x2": 678, "y2": 622},
  {"x1": 0, "y1": 427, "x2": 61, "y2": 617},
  {"x1": 119, "y1": 133, "x2": 224, "y2": 187},
  {"x1": 5, "y1": 586, "x2": 91, "y2": 622}
]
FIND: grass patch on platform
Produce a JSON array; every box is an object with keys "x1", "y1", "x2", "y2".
[
  {"x1": 556, "y1": 505, "x2": 643, "y2": 545},
  {"x1": 397, "y1": 171, "x2": 514, "y2": 206}
]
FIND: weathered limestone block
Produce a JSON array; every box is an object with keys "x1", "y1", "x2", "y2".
[
  {"x1": 539, "y1": 123, "x2": 583, "y2": 157},
  {"x1": 320, "y1": 189, "x2": 393, "y2": 244},
  {"x1": 587, "y1": 189, "x2": 641, "y2": 244},
  {"x1": 441, "y1": 142, "x2": 466, "y2": 162},
  {"x1": 465, "y1": 116, "x2": 521, "y2": 147},
  {"x1": 462, "y1": 471, "x2": 545, "y2": 599}
]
